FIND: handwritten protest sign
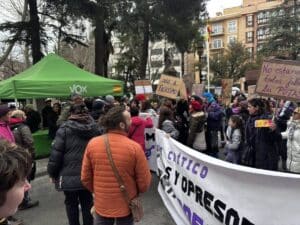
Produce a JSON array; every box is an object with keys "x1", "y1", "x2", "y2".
[
  {"x1": 221, "y1": 79, "x2": 233, "y2": 106},
  {"x1": 179, "y1": 81, "x2": 188, "y2": 100},
  {"x1": 134, "y1": 80, "x2": 153, "y2": 95},
  {"x1": 156, "y1": 75, "x2": 181, "y2": 99},
  {"x1": 256, "y1": 59, "x2": 300, "y2": 101},
  {"x1": 192, "y1": 84, "x2": 205, "y2": 97},
  {"x1": 182, "y1": 74, "x2": 194, "y2": 95},
  {"x1": 247, "y1": 85, "x2": 257, "y2": 100}
]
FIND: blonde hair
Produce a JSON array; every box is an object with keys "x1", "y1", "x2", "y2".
[{"x1": 11, "y1": 110, "x2": 26, "y2": 119}]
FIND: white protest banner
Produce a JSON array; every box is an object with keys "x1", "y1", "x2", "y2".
[
  {"x1": 156, "y1": 129, "x2": 300, "y2": 225},
  {"x1": 256, "y1": 59, "x2": 300, "y2": 101},
  {"x1": 156, "y1": 75, "x2": 181, "y2": 99},
  {"x1": 134, "y1": 80, "x2": 153, "y2": 95},
  {"x1": 140, "y1": 112, "x2": 158, "y2": 172}
]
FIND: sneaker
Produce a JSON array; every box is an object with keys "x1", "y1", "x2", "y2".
[{"x1": 18, "y1": 200, "x2": 39, "y2": 210}]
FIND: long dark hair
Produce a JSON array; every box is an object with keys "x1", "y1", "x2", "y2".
[
  {"x1": 158, "y1": 106, "x2": 174, "y2": 129},
  {"x1": 248, "y1": 98, "x2": 265, "y2": 115},
  {"x1": 230, "y1": 115, "x2": 245, "y2": 142}
]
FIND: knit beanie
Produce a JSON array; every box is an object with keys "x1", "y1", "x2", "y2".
[
  {"x1": 0, "y1": 105, "x2": 10, "y2": 118},
  {"x1": 105, "y1": 95, "x2": 115, "y2": 104},
  {"x1": 191, "y1": 101, "x2": 202, "y2": 111}
]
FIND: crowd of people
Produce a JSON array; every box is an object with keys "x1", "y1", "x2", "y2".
[{"x1": 0, "y1": 91, "x2": 299, "y2": 225}]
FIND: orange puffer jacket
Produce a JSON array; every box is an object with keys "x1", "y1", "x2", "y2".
[{"x1": 81, "y1": 130, "x2": 152, "y2": 218}]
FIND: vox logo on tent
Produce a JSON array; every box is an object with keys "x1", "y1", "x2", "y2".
[{"x1": 69, "y1": 84, "x2": 87, "y2": 95}]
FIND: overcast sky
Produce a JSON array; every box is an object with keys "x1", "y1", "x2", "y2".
[{"x1": 207, "y1": 0, "x2": 243, "y2": 17}]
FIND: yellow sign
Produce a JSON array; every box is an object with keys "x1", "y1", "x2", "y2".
[
  {"x1": 156, "y1": 75, "x2": 181, "y2": 99},
  {"x1": 255, "y1": 119, "x2": 273, "y2": 128}
]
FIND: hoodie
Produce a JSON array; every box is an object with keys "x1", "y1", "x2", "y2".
[
  {"x1": 0, "y1": 120, "x2": 15, "y2": 143},
  {"x1": 128, "y1": 116, "x2": 153, "y2": 151}
]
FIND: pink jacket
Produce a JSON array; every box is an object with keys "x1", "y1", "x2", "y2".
[
  {"x1": 128, "y1": 116, "x2": 153, "y2": 151},
  {"x1": 0, "y1": 121, "x2": 15, "y2": 143}
]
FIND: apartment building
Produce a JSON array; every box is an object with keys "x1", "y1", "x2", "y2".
[
  {"x1": 108, "y1": 35, "x2": 184, "y2": 80},
  {"x1": 208, "y1": 0, "x2": 284, "y2": 58}
]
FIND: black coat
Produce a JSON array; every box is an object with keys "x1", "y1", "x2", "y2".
[
  {"x1": 47, "y1": 116, "x2": 101, "y2": 191},
  {"x1": 25, "y1": 110, "x2": 41, "y2": 133},
  {"x1": 47, "y1": 110, "x2": 59, "y2": 139},
  {"x1": 245, "y1": 114, "x2": 281, "y2": 170}
]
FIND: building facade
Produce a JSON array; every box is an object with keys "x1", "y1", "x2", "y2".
[{"x1": 208, "y1": 0, "x2": 284, "y2": 58}]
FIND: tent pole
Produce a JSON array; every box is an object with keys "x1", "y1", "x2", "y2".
[{"x1": 14, "y1": 98, "x2": 18, "y2": 109}]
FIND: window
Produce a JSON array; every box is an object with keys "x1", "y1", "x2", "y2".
[
  {"x1": 212, "y1": 24, "x2": 223, "y2": 34},
  {"x1": 228, "y1": 20, "x2": 237, "y2": 33},
  {"x1": 257, "y1": 28, "x2": 270, "y2": 41},
  {"x1": 212, "y1": 39, "x2": 223, "y2": 49},
  {"x1": 151, "y1": 48, "x2": 163, "y2": 55},
  {"x1": 247, "y1": 47, "x2": 254, "y2": 58},
  {"x1": 173, "y1": 59, "x2": 180, "y2": 66},
  {"x1": 246, "y1": 15, "x2": 254, "y2": 27},
  {"x1": 151, "y1": 60, "x2": 163, "y2": 67},
  {"x1": 257, "y1": 11, "x2": 271, "y2": 24},
  {"x1": 228, "y1": 35, "x2": 237, "y2": 44},
  {"x1": 246, "y1": 31, "x2": 254, "y2": 43}
]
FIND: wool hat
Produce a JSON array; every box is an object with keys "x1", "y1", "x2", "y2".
[
  {"x1": 92, "y1": 99, "x2": 105, "y2": 110},
  {"x1": 190, "y1": 101, "x2": 202, "y2": 111},
  {"x1": 105, "y1": 95, "x2": 115, "y2": 104},
  {"x1": 45, "y1": 98, "x2": 52, "y2": 103},
  {"x1": 135, "y1": 94, "x2": 146, "y2": 102},
  {"x1": 0, "y1": 105, "x2": 10, "y2": 118},
  {"x1": 203, "y1": 92, "x2": 215, "y2": 103}
]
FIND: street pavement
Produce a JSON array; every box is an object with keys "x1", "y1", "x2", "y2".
[{"x1": 15, "y1": 158, "x2": 176, "y2": 225}]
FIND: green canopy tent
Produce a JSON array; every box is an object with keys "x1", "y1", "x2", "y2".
[{"x1": 0, "y1": 53, "x2": 123, "y2": 99}]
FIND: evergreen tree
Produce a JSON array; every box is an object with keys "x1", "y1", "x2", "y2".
[
  {"x1": 260, "y1": 0, "x2": 300, "y2": 60},
  {"x1": 210, "y1": 41, "x2": 250, "y2": 82}
]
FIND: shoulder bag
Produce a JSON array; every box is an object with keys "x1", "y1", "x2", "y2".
[{"x1": 104, "y1": 135, "x2": 144, "y2": 222}]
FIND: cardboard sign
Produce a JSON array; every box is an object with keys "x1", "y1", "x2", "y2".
[
  {"x1": 247, "y1": 85, "x2": 257, "y2": 100},
  {"x1": 182, "y1": 74, "x2": 194, "y2": 95},
  {"x1": 192, "y1": 84, "x2": 205, "y2": 97},
  {"x1": 255, "y1": 119, "x2": 273, "y2": 128},
  {"x1": 156, "y1": 75, "x2": 181, "y2": 99},
  {"x1": 134, "y1": 80, "x2": 153, "y2": 95},
  {"x1": 179, "y1": 81, "x2": 188, "y2": 100},
  {"x1": 221, "y1": 79, "x2": 233, "y2": 106},
  {"x1": 256, "y1": 59, "x2": 300, "y2": 101}
]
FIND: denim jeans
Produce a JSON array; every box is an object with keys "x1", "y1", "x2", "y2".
[
  {"x1": 94, "y1": 213, "x2": 133, "y2": 225},
  {"x1": 64, "y1": 190, "x2": 93, "y2": 225}
]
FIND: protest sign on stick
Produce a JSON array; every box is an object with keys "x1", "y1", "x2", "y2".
[
  {"x1": 247, "y1": 85, "x2": 257, "y2": 100},
  {"x1": 221, "y1": 79, "x2": 233, "y2": 106},
  {"x1": 134, "y1": 80, "x2": 153, "y2": 95},
  {"x1": 192, "y1": 84, "x2": 205, "y2": 98},
  {"x1": 256, "y1": 59, "x2": 300, "y2": 101},
  {"x1": 156, "y1": 75, "x2": 181, "y2": 99}
]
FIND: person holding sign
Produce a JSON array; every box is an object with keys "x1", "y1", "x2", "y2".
[
  {"x1": 244, "y1": 98, "x2": 281, "y2": 170},
  {"x1": 281, "y1": 107, "x2": 300, "y2": 173}
]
